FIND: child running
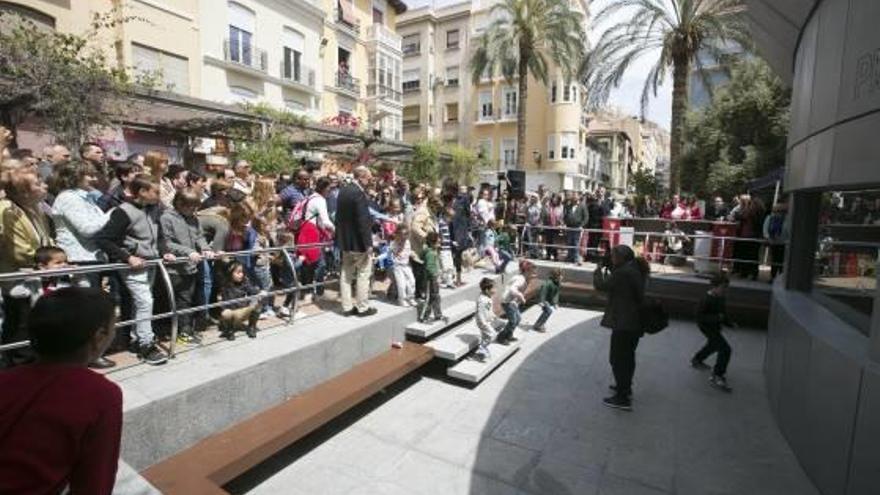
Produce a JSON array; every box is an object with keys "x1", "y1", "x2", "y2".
[
  {"x1": 499, "y1": 260, "x2": 533, "y2": 343},
  {"x1": 532, "y1": 268, "x2": 562, "y2": 332},
  {"x1": 418, "y1": 231, "x2": 446, "y2": 323},
  {"x1": 474, "y1": 277, "x2": 505, "y2": 362},
  {"x1": 691, "y1": 273, "x2": 734, "y2": 392},
  {"x1": 219, "y1": 261, "x2": 263, "y2": 340},
  {"x1": 390, "y1": 225, "x2": 417, "y2": 306}
]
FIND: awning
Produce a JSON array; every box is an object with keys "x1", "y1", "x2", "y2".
[{"x1": 747, "y1": 167, "x2": 785, "y2": 191}]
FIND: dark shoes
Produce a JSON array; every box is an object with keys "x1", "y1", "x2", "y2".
[
  {"x1": 691, "y1": 359, "x2": 711, "y2": 370},
  {"x1": 357, "y1": 307, "x2": 378, "y2": 317},
  {"x1": 709, "y1": 375, "x2": 732, "y2": 392},
  {"x1": 602, "y1": 394, "x2": 633, "y2": 411},
  {"x1": 608, "y1": 384, "x2": 633, "y2": 399},
  {"x1": 246, "y1": 325, "x2": 257, "y2": 339},
  {"x1": 344, "y1": 308, "x2": 360, "y2": 317},
  {"x1": 88, "y1": 357, "x2": 116, "y2": 369},
  {"x1": 138, "y1": 343, "x2": 168, "y2": 366}
]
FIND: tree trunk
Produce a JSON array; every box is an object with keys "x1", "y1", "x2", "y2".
[
  {"x1": 516, "y1": 43, "x2": 529, "y2": 172},
  {"x1": 670, "y1": 54, "x2": 690, "y2": 194}
]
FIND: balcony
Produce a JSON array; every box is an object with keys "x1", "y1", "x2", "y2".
[
  {"x1": 334, "y1": 7, "x2": 360, "y2": 37},
  {"x1": 280, "y1": 62, "x2": 316, "y2": 89},
  {"x1": 335, "y1": 71, "x2": 361, "y2": 96},
  {"x1": 222, "y1": 38, "x2": 267, "y2": 72},
  {"x1": 367, "y1": 84, "x2": 402, "y2": 104},
  {"x1": 367, "y1": 23, "x2": 402, "y2": 52}
]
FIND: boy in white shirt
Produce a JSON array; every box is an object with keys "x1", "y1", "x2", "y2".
[
  {"x1": 499, "y1": 260, "x2": 533, "y2": 344},
  {"x1": 475, "y1": 277, "x2": 505, "y2": 361}
]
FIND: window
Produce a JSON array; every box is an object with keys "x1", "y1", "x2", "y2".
[
  {"x1": 445, "y1": 66, "x2": 459, "y2": 87},
  {"x1": 563, "y1": 83, "x2": 571, "y2": 102},
  {"x1": 479, "y1": 91, "x2": 493, "y2": 120},
  {"x1": 0, "y1": 3, "x2": 55, "y2": 29},
  {"x1": 561, "y1": 133, "x2": 577, "y2": 160},
  {"x1": 132, "y1": 43, "x2": 189, "y2": 94},
  {"x1": 228, "y1": 2, "x2": 255, "y2": 65},
  {"x1": 550, "y1": 82, "x2": 557, "y2": 103},
  {"x1": 446, "y1": 29, "x2": 460, "y2": 50},
  {"x1": 572, "y1": 85, "x2": 578, "y2": 102},
  {"x1": 402, "y1": 69, "x2": 420, "y2": 92},
  {"x1": 285, "y1": 99, "x2": 306, "y2": 112},
  {"x1": 403, "y1": 105, "x2": 420, "y2": 126},
  {"x1": 403, "y1": 34, "x2": 420, "y2": 55},
  {"x1": 502, "y1": 138, "x2": 516, "y2": 168},
  {"x1": 478, "y1": 138, "x2": 492, "y2": 160},
  {"x1": 547, "y1": 134, "x2": 556, "y2": 160},
  {"x1": 446, "y1": 103, "x2": 459, "y2": 123},
  {"x1": 282, "y1": 28, "x2": 304, "y2": 82},
  {"x1": 502, "y1": 87, "x2": 517, "y2": 117},
  {"x1": 230, "y1": 85, "x2": 257, "y2": 103},
  {"x1": 811, "y1": 190, "x2": 879, "y2": 336}
]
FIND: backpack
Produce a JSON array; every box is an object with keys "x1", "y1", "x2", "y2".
[
  {"x1": 287, "y1": 197, "x2": 312, "y2": 235},
  {"x1": 640, "y1": 298, "x2": 669, "y2": 335},
  {"x1": 768, "y1": 214, "x2": 784, "y2": 239}
]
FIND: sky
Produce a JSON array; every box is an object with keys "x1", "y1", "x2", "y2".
[{"x1": 405, "y1": 0, "x2": 674, "y2": 130}]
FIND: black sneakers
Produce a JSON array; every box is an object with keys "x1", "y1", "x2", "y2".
[
  {"x1": 138, "y1": 343, "x2": 168, "y2": 366},
  {"x1": 602, "y1": 395, "x2": 633, "y2": 411},
  {"x1": 709, "y1": 375, "x2": 733, "y2": 392}
]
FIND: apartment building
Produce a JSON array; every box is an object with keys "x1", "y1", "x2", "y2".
[
  {"x1": 397, "y1": 0, "x2": 594, "y2": 192},
  {"x1": 320, "y1": 0, "x2": 407, "y2": 140}
]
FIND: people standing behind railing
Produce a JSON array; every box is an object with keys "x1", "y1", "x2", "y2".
[
  {"x1": 731, "y1": 194, "x2": 765, "y2": 280},
  {"x1": 763, "y1": 203, "x2": 789, "y2": 281},
  {"x1": 563, "y1": 191, "x2": 588, "y2": 265},
  {"x1": 160, "y1": 189, "x2": 216, "y2": 345},
  {"x1": 0, "y1": 288, "x2": 122, "y2": 495},
  {"x1": 335, "y1": 166, "x2": 378, "y2": 317},
  {"x1": 450, "y1": 185, "x2": 473, "y2": 287},
  {"x1": 706, "y1": 196, "x2": 729, "y2": 221},
  {"x1": 586, "y1": 191, "x2": 608, "y2": 261},
  {"x1": 0, "y1": 168, "x2": 53, "y2": 366},
  {"x1": 524, "y1": 194, "x2": 542, "y2": 259},
  {"x1": 94, "y1": 174, "x2": 174, "y2": 366},
  {"x1": 542, "y1": 193, "x2": 563, "y2": 261},
  {"x1": 144, "y1": 150, "x2": 174, "y2": 209},
  {"x1": 98, "y1": 160, "x2": 140, "y2": 212}
]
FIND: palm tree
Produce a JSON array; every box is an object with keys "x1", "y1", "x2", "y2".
[
  {"x1": 582, "y1": 0, "x2": 750, "y2": 193},
  {"x1": 470, "y1": 0, "x2": 586, "y2": 171}
]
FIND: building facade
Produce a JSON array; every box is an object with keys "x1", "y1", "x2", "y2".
[
  {"x1": 745, "y1": 0, "x2": 880, "y2": 494},
  {"x1": 397, "y1": 0, "x2": 594, "y2": 192}
]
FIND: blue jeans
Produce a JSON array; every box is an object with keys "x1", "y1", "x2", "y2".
[
  {"x1": 566, "y1": 228, "x2": 582, "y2": 263},
  {"x1": 500, "y1": 302, "x2": 520, "y2": 340},
  {"x1": 534, "y1": 303, "x2": 554, "y2": 329},
  {"x1": 253, "y1": 264, "x2": 273, "y2": 311}
]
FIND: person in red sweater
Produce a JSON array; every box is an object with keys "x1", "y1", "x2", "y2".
[{"x1": 0, "y1": 287, "x2": 122, "y2": 495}]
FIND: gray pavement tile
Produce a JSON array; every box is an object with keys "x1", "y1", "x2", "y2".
[
  {"x1": 469, "y1": 437, "x2": 542, "y2": 487},
  {"x1": 518, "y1": 454, "x2": 603, "y2": 495},
  {"x1": 598, "y1": 473, "x2": 671, "y2": 495},
  {"x1": 605, "y1": 442, "x2": 676, "y2": 492}
]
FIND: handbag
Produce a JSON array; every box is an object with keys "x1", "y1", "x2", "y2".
[{"x1": 640, "y1": 298, "x2": 669, "y2": 335}]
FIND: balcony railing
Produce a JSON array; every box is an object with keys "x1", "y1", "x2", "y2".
[
  {"x1": 280, "y1": 62, "x2": 316, "y2": 87},
  {"x1": 223, "y1": 38, "x2": 268, "y2": 72},
  {"x1": 367, "y1": 23, "x2": 402, "y2": 51},
  {"x1": 367, "y1": 84, "x2": 402, "y2": 103},
  {"x1": 336, "y1": 71, "x2": 361, "y2": 94}
]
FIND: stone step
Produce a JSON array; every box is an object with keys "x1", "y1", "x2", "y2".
[
  {"x1": 405, "y1": 301, "x2": 475, "y2": 339},
  {"x1": 446, "y1": 332, "x2": 523, "y2": 383},
  {"x1": 424, "y1": 321, "x2": 482, "y2": 361}
]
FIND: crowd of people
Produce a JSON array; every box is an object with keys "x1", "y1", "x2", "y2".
[{"x1": 0, "y1": 126, "x2": 785, "y2": 374}]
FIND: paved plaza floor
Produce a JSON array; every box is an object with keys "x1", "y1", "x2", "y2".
[{"x1": 229, "y1": 307, "x2": 818, "y2": 495}]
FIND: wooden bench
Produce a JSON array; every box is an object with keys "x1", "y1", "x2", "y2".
[{"x1": 141, "y1": 343, "x2": 434, "y2": 494}]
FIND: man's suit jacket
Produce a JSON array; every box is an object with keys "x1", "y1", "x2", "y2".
[{"x1": 334, "y1": 182, "x2": 372, "y2": 253}]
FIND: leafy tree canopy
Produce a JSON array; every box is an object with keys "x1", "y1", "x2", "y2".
[{"x1": 679, "y1": 58, "x2": 790, "y2": 197}]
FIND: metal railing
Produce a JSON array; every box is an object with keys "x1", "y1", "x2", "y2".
[
  {"x1": 280, "y1": 62, "x2": 316, "y2": 87},
  {"x1": 367, "y1": 23, "x2": 402, "y2": 51},
  {"x1": 366, "y1": 84, "x2": 402, "y2": 103},
  {"x1": 0, "y1": 242, "x2": 336, "y2": 359},
  {"x1": 223, "y1": 38, "x2": 268, "y2": 72},
  {"x1": 336, "y1": 71, "x2": 361, "y2": 94}
]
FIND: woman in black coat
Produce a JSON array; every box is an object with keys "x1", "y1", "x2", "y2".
[{"x1": 594, "y1": 245, "x2": 649, "y2": 410}]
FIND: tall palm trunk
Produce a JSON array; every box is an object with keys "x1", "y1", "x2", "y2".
[
  {"x1": 516, "y1": 43, "x2": 530, "y2": 171},
  {"x1": 669, "y1": 53, "x2": 690, "y2": 194}
]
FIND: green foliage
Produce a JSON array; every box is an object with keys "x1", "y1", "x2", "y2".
[
  {"x1": 404, "y1": 141, "x2": 442, "y2": 184},
  {"x1": 679, "y1": 58, "x2": 790, "y2": 197},
  {"x1": 446, "y1": 144, "x2": 481, "y2": 186},
  {"x1": 242, "y1": 102, "x2": 310, "y2": 128},
  {"x1": 0, "y1": 12, "x2": 131, "y2": 145},
  {"x1": 236, "y1": 132, "x2": 294, "y2": 176},
  {"x1": 630, "y1": 167, "x2": 659, "y2": 198}
]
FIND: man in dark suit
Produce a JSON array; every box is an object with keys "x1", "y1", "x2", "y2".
[{"x1": 334, "y1": 166, "x2": 377, "y2": 316}]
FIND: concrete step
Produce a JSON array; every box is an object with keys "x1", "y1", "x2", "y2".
[
  {"x1": 405, "y1": 301, "x2": 475, "y2": 339},
  {"x1": 424, "y1": 321, "x2": 482, "y2": 361},
  {"x1": 447, "y1": 332, "x2": 523, "y2": 383}
]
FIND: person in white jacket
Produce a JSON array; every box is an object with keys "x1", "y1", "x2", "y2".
[
  {"x1": 499, "y1": 260, "x2": 533, "y2": 343},
  {"x1": 475, "y1": 277, "x2": 504, "y2": 361}
]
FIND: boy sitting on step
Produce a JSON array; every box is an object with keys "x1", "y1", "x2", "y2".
[{"x1": 474, "y1": 277, "x2": 505, "y2": 362}]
